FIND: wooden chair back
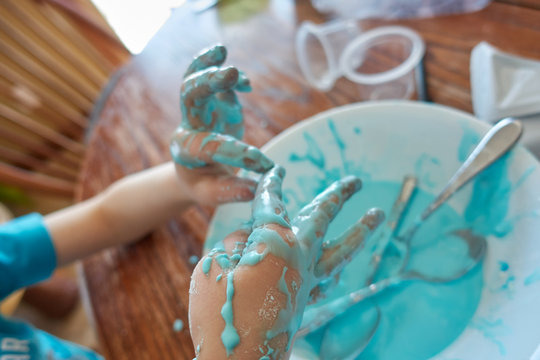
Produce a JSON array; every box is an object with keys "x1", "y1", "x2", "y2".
[{"x1": 0, "y1": 0, "x2": 131, "y2": 197}]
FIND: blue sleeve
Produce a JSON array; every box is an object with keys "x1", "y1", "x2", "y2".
[
  {"x1": 0, "y1": 213, "x2": 57, "y2": 300},
  {"x1": 0, "y1": 316, "x2": 104, "y2": 360}
]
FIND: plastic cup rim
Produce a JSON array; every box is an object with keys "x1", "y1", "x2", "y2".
[
  {"x1": 295, "y1": 21, "x2": 340, "y2": 91},
  {"x1": 340, "y1": 26, "x2": 425, "y2": 85}
]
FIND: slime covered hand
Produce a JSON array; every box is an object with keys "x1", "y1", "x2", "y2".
[
  {"x1": 170, "y1": 45, "x2": 273, "y2": 206},
  {"x1": 189, "y1": 166, "x2": 384, "y2": 359}
]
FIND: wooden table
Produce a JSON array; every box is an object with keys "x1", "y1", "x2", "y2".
[{"x1": 77, "y1": 1, "x2": 540, "y2": 358}]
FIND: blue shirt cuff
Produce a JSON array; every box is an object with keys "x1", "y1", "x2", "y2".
[{"x1": 0, "y1": 213, "x2": 57, "y2": 300}]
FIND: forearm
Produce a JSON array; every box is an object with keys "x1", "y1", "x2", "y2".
[{"x1": 46, "y1": 162, "x2": 192, "y2": 266}]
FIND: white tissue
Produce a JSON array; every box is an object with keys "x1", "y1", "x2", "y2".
[{"x1": 470, "y1": 42, "x2": 540, "y2": 123}]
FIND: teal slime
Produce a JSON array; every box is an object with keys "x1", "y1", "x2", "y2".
[
  {"x1": 458, "y1": 121, "x2": 480, "y2": 162},
  {"x1": 320, "y1": 299, "x2": 380, "y2": 359},
  {"x1": 221, "y1": 271, "x2": 240, "y2": 355},
  {"x1": 287, "y1": 119, "x2": 371, "y2": 208},
  {"x1": 173, "y1": 319, "x2": 184, "y2": 332},
  {"x1": 189, "y1": 255, "x2": 200, "y2": 265},
  {"x1": 202, "y1": 256, "x2": 213, "y2": 275},
  {"x1": 465, "y1": 153, "x2": 513, "y2": 237},
  {"x1": 295, "y1": 182, "x2": 484, "y2": 360},
  {"x1": 260, "y1": 120, "x2": 523, "y2": 359}
]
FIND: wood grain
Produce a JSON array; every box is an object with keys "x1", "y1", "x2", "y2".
[{"x1": 78, "y1": 1, "x2": 540, "y2": 358}]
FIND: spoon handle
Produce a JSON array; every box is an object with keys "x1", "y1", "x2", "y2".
[
  {"x1": 366, "y1": 175, "x2": 417, "y2": 284},
  {"x1": 419, "y1": 118, "x2": 522, "y2": 222},
  {"x1": 298, "y1": 277, "x2": 399, "y2": 337}
]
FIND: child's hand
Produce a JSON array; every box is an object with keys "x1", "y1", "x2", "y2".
[
  {"x1": 189, "y1": 166, "x2": 384, "y2": 359},
  {"x1": 171, "y1": 45, "x2": 273, "y2": 206}
]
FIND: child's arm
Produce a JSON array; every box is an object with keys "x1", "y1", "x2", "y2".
[
  {"x1": 46, "y1": 162, "x2": 215, "y2": 266},
  {"x1": 48, "y1": 44, "x2": 274, "y2": 267}
]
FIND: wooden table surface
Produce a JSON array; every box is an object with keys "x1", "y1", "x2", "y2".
[{"x1": 77, "y1": 1, "x2": 540, "y2": 358}]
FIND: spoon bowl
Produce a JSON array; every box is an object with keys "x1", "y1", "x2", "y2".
[
  {"x1": 320, "y1": 303, "x2": 381, "y2": 360},
  {"x1": 401, "y1": 229, "x2": 487, "y2": 283}
]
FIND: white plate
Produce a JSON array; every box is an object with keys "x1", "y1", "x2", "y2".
[{"x1": 206, "y1": 101, "x2": 540, "y2": 360}]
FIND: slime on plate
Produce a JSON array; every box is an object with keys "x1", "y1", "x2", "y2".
[
  {"x1": 202, "y1": 116, "x2": 533, "y2": 359},
  {"x1": 296, "y1": 182, "x2": 484, "y2": 360},
  {"x1": 286, "y1": 119, "x2": 526, "y2": 359}
]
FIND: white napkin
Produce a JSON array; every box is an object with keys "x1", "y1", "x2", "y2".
[
  {"x1": 471, "y1": 42, "x2": 540, "y2": 158},
  {"x1": 470, "y1": 42, "x2": 540, "y2": 123}
]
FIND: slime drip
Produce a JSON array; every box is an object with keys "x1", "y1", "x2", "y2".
[{"x1": 221, "y1": 271, "x2": 240, "y2": 355}]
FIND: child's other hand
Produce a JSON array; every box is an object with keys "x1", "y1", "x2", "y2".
[
  {"x1": 171, "y1": 45, "x2": 273, "y2": 206},
  {"x1": 189, "y1": 166, "x2": 384, "y2": 359}
]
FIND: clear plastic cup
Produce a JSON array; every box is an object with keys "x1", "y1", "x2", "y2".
[
  {"x1": 340, "y1": 26, "x2": 425, "y2": 100},
  {"x1": 295, "y1": 20, "x2": 361, "y2": 91}
]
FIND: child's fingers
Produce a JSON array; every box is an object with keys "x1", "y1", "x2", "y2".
[
  {"x1": 216, "y1": 90, "x2": 239, "y2": 109},
  {"x1": 292, "y1": 176, "x2": 362, "y2": 250},
  {"x1": 251, "y1": 165, "x2": 290, "y2": 229},
  {"x1": 170, "y1": 130, "x2": 274, "y2": 173},
  {"x1": 182, "y1": 67, "x2": 239, "y2": 105},
  {"x1": 239, "y1": 166, "x2": 296, "y2": 268},
  {"x1": 222, "y1": 222, "x2": 252, "y2": 263},
  {"x1": 198, "y1": 223, "x2": 253, "y2": 279},
  {"x1": 314, "y1": 208, "x2": 385, "y2": 278},
  {"x1": 184, "y1": 44, "x2": 227, "y2": 78},
  {"x1": 235, "y1": 71, "x2": 251, "y2": 92},
  {"x1": 210, "y1": 175, "x2": 258, "y2": 204},
  {"x1": 214, "y1": 90, "x2": 244, "y2": 137}
]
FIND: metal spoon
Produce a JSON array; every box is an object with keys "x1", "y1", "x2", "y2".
[
  {"x1": 320, "y1": 303, "x2": 381, "y2": 360},
  {"x1": 398, "y1": 118, "x2": 522, "y2": 255},
  {"x1": 295, "y1": 176, "x2": 416, "y2": 357},
  {"x1": 297, "y1": 176, "x2": 416, "y2": 355},
  {"x1": 365, "y1": 175, "x2": 417, "y2": 285},
  {"x1": 298, "y1": 228, "x2": 486, "y2": 337},
  {"x1": 298, "y1": 117, "x2": 522, "y2": 336}
]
